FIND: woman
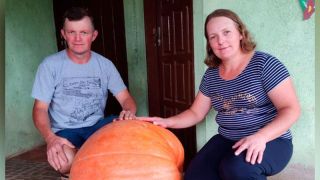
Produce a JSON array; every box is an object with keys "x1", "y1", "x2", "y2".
[{"x1": 142, "y1": 9, "x2": 300, "y2": 180}]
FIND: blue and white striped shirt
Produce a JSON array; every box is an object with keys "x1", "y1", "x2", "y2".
[{"x1": 200, "y1": 51, "x2": 291, "y2": 140}]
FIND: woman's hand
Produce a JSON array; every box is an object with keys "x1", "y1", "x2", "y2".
[
  {"x1": 232, "y1": 133, "x2": 267, "y2": 165},
  {"x1": 137, "y1": 117, "x2": 171, "y2": 128}
]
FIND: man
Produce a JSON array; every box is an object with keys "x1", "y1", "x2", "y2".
[{"x1": 31, "y1": 7, "x2": 136, "y2": 175}]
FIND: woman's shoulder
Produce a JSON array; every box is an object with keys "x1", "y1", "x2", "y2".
[
  {"x1": 253, "y1": 51, "x2": 276, "y2": 60},
  {"x1": 251, "y1": 51, "x2": 280, "y2": 65},
  {"x1": 204, "y1": 66, "x2": 218, "y2": 75},
  {"x1": 201, "y1": 67, "x2": 220, "y2": 82}
]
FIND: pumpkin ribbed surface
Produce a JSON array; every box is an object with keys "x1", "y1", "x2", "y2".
[{"x1": 70, "y1": 120, "x2": 184, "y2": 180}]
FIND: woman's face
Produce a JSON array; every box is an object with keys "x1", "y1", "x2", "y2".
[{"x1": 206, "y1": 16, "x2": 243, "y2": 61}]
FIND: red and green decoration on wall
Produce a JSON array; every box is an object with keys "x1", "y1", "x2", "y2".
[{"x1": 299, "y1": 0, "x2": 315, "y2": 20}]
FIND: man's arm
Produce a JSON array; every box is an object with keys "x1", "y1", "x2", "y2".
[
  {"x1": 115, "y1": 89, "x2": 137, "y2": 120},
  {"x1": 32, "y1": 100, "x2": 54, "y2": 141},
  {"x1": 32, "y1": 100, "x2": 74, "y2": 171}
]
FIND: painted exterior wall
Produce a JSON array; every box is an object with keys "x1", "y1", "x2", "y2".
[
  {"x1": 0, "y1": 0, "x2": 5, "y2": 178},
  {"x1": 123, "y1": 0, "x2": 149, "y2": 116},
  {"x1": 315, "y1": 1, "x2": 320, "y2": 179},
  {"x1": 5, "y1": 0, "x2": 57, "y2": 156}
]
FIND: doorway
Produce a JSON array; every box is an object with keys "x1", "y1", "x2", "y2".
[{"x1": 144, "y1": 0, "x2": 196, "y2": 169}]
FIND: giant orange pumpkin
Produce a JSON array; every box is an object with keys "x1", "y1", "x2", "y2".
[{"x1": 70, "y1": 120, "x2": 184, "y2": 180}]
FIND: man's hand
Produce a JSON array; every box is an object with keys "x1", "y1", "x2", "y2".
[
  {"x1": 119, "y1": 110, "x2": 136, "y2": 120},
  {"x1": 45, "y1": 134, "x2": 75, "y2": 171},
  {"x1": 232, "y1": 133, "x2": 267, "y2": 165},
  {"x1": 115, "y1": 90, "x2": 137, "y2": 120}
]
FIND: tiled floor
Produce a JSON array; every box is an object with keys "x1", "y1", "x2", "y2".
[{"x1": 5, "y1": 144, "x2": 61, "y2": 180}]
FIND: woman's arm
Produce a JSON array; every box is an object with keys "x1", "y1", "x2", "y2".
[
  {"x1": 256, "y1": 77, "x2": 300, "y2": 141},
  {"x1": 141, "y1": 91, "x2": 212, "y2": 128},
  {"x1": 233, "y1": 77, "x2": 300, "y2": 164}
]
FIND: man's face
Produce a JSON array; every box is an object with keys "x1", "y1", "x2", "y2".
[{"x1": 61, "y1": 16, "x2": 98, "y2": 56}]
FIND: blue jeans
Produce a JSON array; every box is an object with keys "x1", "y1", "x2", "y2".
[
  {"x1": 184, "y1": 134, "x2": 293, "y2": 180},
  {"x1": 55, "y1": 115, "x2": 117, "y2": 149}
]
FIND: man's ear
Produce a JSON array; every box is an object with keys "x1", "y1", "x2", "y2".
[
  {"x1": 92, "y1": 30, "x2": 98, "y2": 42},
  {"x1": 60, "y1": 29, "x2": 66, "y2": 40}
]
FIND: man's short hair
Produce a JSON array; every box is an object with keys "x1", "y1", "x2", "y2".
[{"x1": 62, "y1": 7, "x2": 95, "y2": 29}]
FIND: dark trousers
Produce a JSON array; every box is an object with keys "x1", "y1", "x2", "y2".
[
  {"x1": 184, "y1": 134, "x2": 293, "y2": 180},
  {"x1": 55, "y1": 115, "x2": 117, "y2": 148}
]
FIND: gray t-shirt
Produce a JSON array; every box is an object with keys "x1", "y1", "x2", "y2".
[{"x1": 31, "y1": 50, "x2": 126, "y2": 132}]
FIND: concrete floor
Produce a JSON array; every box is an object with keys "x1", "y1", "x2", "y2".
[{"x1": 5, "y1": 144, "x2": 61, "y2": 180}]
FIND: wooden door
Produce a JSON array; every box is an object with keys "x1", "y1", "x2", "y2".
[
  {"x1": 53, "y1": 0, "x2": 128, "y2": 116},
  {"x1": 144, "y1": 0, "x2": 196, "y2": 169}
]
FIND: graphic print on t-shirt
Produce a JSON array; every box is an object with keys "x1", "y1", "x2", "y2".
[
  {"x1": 212, "y1": 92, "x2": 257, "y2": 115},
  {"x1": 62, "y1": 77, "x2": 103, "y2": 124}
]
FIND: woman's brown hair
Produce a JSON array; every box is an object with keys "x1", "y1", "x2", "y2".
[{"x1": 204, "y1": 9, "x2": 256, "y2": 68}]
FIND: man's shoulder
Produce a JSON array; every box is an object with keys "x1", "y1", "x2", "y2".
[
  {"x1": 91, "y1": 51, "x2": 112, "y2": 62},
  {"x1": 42, "y1": 50, "x2": 67, "y2": 65},
  {"x1": 91, "y1": 51, "x2": 115, "y2": 66}
]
